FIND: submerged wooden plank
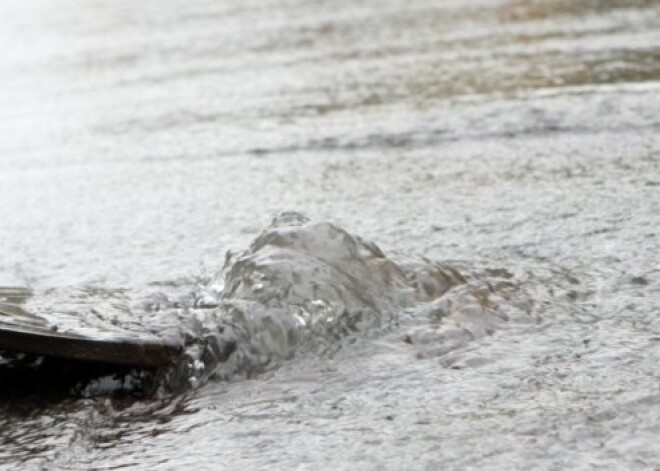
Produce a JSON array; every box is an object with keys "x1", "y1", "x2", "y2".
[{"x1": 0, "y1": 287, "x2": 183, "y2": 368}]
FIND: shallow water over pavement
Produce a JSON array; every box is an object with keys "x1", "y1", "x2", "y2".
[{"x1": 1, "y1": 0, "x2": 659, "y2": 469}]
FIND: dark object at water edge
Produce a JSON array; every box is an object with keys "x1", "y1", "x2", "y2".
[
  {"x1": 0, "y1": 323, "x2": 182, "y2": 367},
  {"x1": 0, "y1": 286, "x2": 183, "y2": 369}
]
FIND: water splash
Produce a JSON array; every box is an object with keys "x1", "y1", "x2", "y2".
[
  {"x1": 2, "y1": 212, "x2": 542, "y2": 396},
  {"x1": 149, "y1": 212, "x2": 527, "y2": 394}
]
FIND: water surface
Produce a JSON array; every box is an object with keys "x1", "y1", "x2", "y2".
[{"x1": 0, "y1": 0, "x2": 659, "y2": 469}]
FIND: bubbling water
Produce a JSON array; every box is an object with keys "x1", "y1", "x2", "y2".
[{"x1": 143, "y1": 212, "x2": 524, "y2": 395}]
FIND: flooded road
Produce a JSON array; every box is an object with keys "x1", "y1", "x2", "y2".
[{"x1": 1, "y1": 0, "x2": 659, "y2": 469}]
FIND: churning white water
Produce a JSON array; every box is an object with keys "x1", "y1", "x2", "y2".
[{"x1": 0, "y1": 0, "x2": 659, "y2": 469}]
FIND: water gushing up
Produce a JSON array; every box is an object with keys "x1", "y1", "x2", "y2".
[
  {"x1": 62, "y1": 212, "x2": 524, "y2": 395},
  {"x1": 1, "y1": 0, "x2": 659, "y2": 468}
]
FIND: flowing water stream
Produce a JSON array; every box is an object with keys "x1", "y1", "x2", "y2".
[{"x1": 0, "y1": 0, "x2": 659, "y2": 469}]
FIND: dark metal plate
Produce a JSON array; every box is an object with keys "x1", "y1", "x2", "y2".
[{"x1": 0, "y1": 287, "x2": 182, "y2": 368}]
